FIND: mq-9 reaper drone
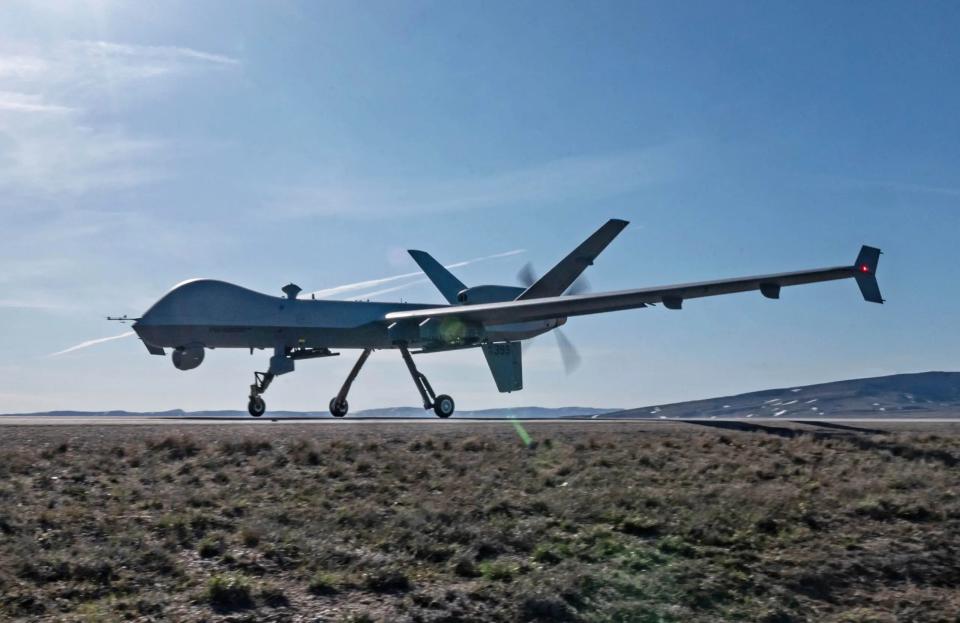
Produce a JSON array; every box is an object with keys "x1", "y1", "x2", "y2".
[{"x1": 128, "y1": 220, "x2": 883, "y2": 418}]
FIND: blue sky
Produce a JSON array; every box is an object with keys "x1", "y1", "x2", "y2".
[{"x1": 1, "y1": 1, "x2": 957, "y2": 413}]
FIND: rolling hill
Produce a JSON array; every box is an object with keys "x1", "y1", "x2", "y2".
[{"x1": 604, "y1": 371, "x2": 960, "y2": 419}]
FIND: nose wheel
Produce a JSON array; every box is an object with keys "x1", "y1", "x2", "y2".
[
  {"x1": 248, "y1": 395, "x2": 266, "y2": 417},
  {"x1": 247, "y1": 371, "x2": 274, "y2": 417}
]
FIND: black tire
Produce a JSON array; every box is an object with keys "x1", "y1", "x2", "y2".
[
  {"x1": 329, "y1": 397, "x2": 349, "y2": 418},
  {"x1": 433, "y1": 394, "x2": 455, "y2": 419},
  {"x1": 248, "y1": 396, "x2": 266, "y2": 417}
]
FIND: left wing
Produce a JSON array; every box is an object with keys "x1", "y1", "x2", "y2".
[{"x1": 384, "y1": 246, "x2": 883, "y2": 326}]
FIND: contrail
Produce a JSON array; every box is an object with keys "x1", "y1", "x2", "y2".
[
  {"x1": 348, "y1": 278, "x2": 431, "y2": 301},
  {"x1": 47, "y1": 331, "x2": 135, "y2": 357},
  {"x1": 308, "y1": 249, "x2": 524, "y2": 299}
]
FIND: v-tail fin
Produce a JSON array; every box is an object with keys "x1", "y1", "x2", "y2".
[{"x1": 407, "y1": 250, "x2": 467, "y2": 304}]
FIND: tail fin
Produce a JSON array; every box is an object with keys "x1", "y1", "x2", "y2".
[
  {"x1": 854, "y1": 245, "x2": 884, "y2": 304},
  {"x1": 516, "y1": 218, "x2": 629, "y2": 300},
  {"x1": 481, "y1": 341, "x2": 523, "y2": 392},
  {"x1": 408, "y1": 250, "x2": 467, "y2": 304}
]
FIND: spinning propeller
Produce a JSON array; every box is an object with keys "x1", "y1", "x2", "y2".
[{"x1": 517, "y1": 262, "x2": 586, "y2": 374}]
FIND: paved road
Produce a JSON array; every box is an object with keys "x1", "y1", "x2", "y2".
[{"x1": 2, "y1": 416, "x2": 959, "y2": 426}]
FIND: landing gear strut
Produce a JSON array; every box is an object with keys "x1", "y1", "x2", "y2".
[
  {"x1": 248, "y1": 371, "x2": 273, "y2": 417},
  {"x1": 399, "y1": 344, "x2": 455, "y2": 418},
  {"x1": 329, "y1": 348, "x2": 373, "y2": 417}
]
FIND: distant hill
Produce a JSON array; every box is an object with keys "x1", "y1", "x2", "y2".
[
  {"x1": 3, "y1": 372, "x2": 958, "y2": 420},
  {"x1": 603, "y1": 371, "x2": 960, "y2": 420}
]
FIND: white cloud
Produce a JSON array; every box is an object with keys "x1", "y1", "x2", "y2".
[
  {"x1": 70, "y1": 40, "x2": 240, "y2": 68},
  {"x1": 0, "y1": 40, "x2": 240, "y2": 196},
  {"x1": 0, "y1": 111, "x2": 167, "y2": 193},
  {"x1": 0, "y1": 91, "x2": 73, "y2": 113},
  {"x1": 0, "y1": 40, "x2": 240, "y2": 93},
  {"x1": 268, "y1": 147, "x2": 679, "y2": 219},
  {"x1": 0, "y1": 299, "x2": 68, "y2": 310}
]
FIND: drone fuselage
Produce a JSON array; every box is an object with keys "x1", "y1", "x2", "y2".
[{"x1": 133, "y1": 279, "x2": 559, "y2": 353}]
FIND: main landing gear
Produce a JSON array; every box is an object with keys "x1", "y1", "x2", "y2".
[
  {"x1": 328, "y1": 348, "x2": 372, "y2": 418},
  {"x1": 326, "y1": 346, "x2": 455, "y2": 418},
  {"x1": 399, "y1": 344, "x2": 455, "y2": 418}
]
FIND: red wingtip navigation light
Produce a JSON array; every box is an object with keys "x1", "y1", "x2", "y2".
[{"x1": 860, "y1": 264, "x2": 871, "y2": 273}]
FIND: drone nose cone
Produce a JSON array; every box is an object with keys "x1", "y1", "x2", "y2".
[{"x1": 135, "y1": 309, "x2": 152, "y2": 326}]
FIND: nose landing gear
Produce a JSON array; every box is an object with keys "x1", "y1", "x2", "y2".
[
  {"x1": 248, "y1": 371, "x2": 274, "y2": 417},
  {"x1": 248, "y1": 394, "x2": 267, "y2": 417}
]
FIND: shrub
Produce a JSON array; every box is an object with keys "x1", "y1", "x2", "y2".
[
  {"x1": 519, "y1": 595, "x2": 576, "y2": 622},
  {"x1": 479, "y1": 560, "x2": 519, "y2": 582},
  {"x1": 532, "y1": 543, "x2": 568, "y2": 565},
  {"x1": 453, "y1": 555, "x2": 480, "y2": 578},
  {"x1": 147, "y1": 435, "x2": 200, "y2": 461},
  {"x1": 363, "y1": 568, "x2": 411, "y2": 593},
  {"x1": 259, "y1": 582, "x2": 289, "y2": 607},
  {"x1": 289, "y1": 440, "x2": 322, "y2": 466},
  {"x1": 205, "y1": 574, "x2": 253, "y2": 610},
  {"x1": 308, "y1": 572, "x2": 339, "y2": 595},
  {"x1": 220, "y1": 439, "x2": 272, "y2": 456},
  {"x1": 239, "y1": 524, "x2": 263, "y2": 548},
  {"x1": 619, "y1": 515, "x2": 661, "y2": 537},
  {"x1": 462, "y1": 437, "x2": 487, "y2": 452},
  {"x1": 198, "y1": 536, "x2": 226, "y2": 558}
]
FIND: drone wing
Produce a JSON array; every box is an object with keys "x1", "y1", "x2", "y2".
[{"x1": 385, "y1": 246, "x2": 883, "y2": 326}]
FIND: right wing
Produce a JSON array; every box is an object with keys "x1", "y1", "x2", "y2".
[{"x1": 385, "y1": 246, "x2": 883, "y2": 326}]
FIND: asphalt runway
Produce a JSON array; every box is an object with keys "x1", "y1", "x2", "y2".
[{"x1": 2, "y1": 415, "x2": 959, "y2": 427}]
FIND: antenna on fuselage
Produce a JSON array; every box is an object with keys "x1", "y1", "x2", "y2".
[{"x1": 282, "y1": 283, "x2": 302, "y2": 300}]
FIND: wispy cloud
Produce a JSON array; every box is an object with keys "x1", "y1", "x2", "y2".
[
  {"x1": 0, "y1": 299, "x2": 67, "y2": 310},
  {"x1": 308, "y1": 249, "x2": 524, "y2": 299},
  {"x1": 268, "y1": 147, "x2": 678, "y2": 219},
  {"x1": 869, "y1": 181, "x2": 960, "y2": 198},
  {"x1": 0, "y1": 112, "x2": 168, "y2": 194},
  {"x1": 828, "y1": 177, "x2": 960, "y2": 199},
  {"x1": 0, "y1": 91, "x2": 73, "y2": 113},
  {"x1": 0, "y1": 40, "x2": 240, "y2": 91},
  {"x1": 46, "y1": 331, "x2": 135, "y2": 357},
  {"x1": 0, "y1": 40, "x2": 240, "y2": 196},
  {"x1": 69, "y1": 41, "x2": 240, "y2": 70}
]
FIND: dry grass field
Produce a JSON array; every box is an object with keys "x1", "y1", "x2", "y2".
[{"x1": 0, "y1": 420, "x2": 958, "y2": 622}]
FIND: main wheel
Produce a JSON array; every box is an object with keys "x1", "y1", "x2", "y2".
[
  {"x1": 248, "y1": 396, "x2": 266, "y2": 417},
  {"x1": 329, "y1": 397, "x2": 349, "y2": 418},
  {"x1": 433, "y1": 394, "x2": 455, "y2": 419}
]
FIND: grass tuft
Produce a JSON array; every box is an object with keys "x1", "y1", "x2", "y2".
[{"x1": 205, "y1": 574, "x2": 253, "y2": 610}]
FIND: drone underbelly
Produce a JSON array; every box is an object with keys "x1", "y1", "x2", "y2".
[
  {"x1": 135, "y1": 322, "x2": 393, "y2": 350},
  {"x1": 484, "y1": 318, "x2": 564, "y2": 342}
]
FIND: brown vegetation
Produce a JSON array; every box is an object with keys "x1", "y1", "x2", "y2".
[{"x1": 0, "y1": 421, "x2": 958, "y2": 621}]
